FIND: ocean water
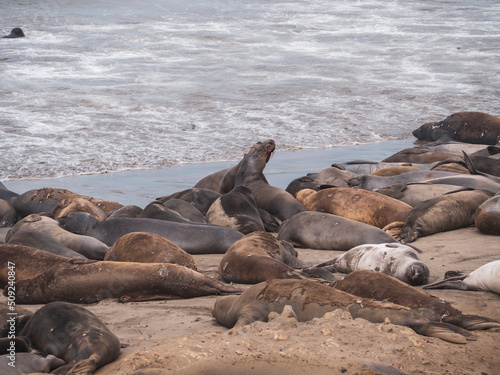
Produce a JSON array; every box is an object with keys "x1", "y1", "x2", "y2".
[{"x1": 1, "y1": 0, "x2": 499, "y2": 182}]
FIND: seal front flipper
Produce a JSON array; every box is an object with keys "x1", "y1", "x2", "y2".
[{"x1": 423, "y1": 275, "x2": 469, "y2": 290}]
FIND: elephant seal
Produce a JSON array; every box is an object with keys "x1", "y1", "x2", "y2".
[
  {"x1": 0, "y1": 244, "x2": 69, "y2": 289},
  {"x1": 375, "y1": 183, "x2": 466, "y2": 207},
  {"x1": 409, "y1": 174, "x2": 500, "y2": 195},
  {"x1": 382, "y1": 148, "x2": 460, "y2": 164},
  {"x1": 7, "y1": 227, "x2": 87, "y2": 259},
  {"x1": 398, "y1": 190, "x2": 493, "y2": 243},
  {"x1": 474, "y1": 194, "x2": 500, "y2": 235},
  {"x1": 0, "y1": 353, "x2": 66, "y2": 375},
  {"x1": 347, "y1": 170, "x2": 457, "y2": 191},
  {"x1": 371, "y1": 165, "x2": 421, "y2": 176},
  {"x1": 296, "y1": 188, "x2": 412, "y2": 229},
  {"x1": 330, "y1": 243, "x2": 429, "y2": 286},
  {"x1": 424, "y1": 260, "x2": 500, "y2": 294},
  {"x1": 6, "y1": 214, "x2": 109, "y2": 259},
  {"x1": 10, "y1": 260, "x2": 241, "y2": 304},
  {"x1": 412, "y1": 111, "x2": 500, "y2": 145},
  {"x1": 235, "y1": 139, "x2": 306, "y2": 221},
  {"x1": 138, "y1": 201, "x2": 194, "y2": 223},
  {"x1": 285, "y1": 176, "x2": 327, "y2": 197},
  {"x1": 64, "y1": 217, "x2": 243, "y2": 254},
  {"x1": 107, "y1": 204, "x2": 143, "y2": 219},
  {"x1": 334, "y1": 270, "x2": 500, "y2": 331},
  {"x1": 157, "y1": 188, "x2": 221, "y2": 216},
  {"x1": 315, "y1": 165, "x2": 357, "y2": 187},
  {"x1": 162, "y1": 198, "x2": 206, "y2": 223},
  {"x1": 277, "y1": 211, "x2": 397, "y2": 251},
  {"x1": 103, "y1": 232, "x2": 196, "y2": 270},
  {"x1": 0, "y1": 199, "x2": 17, "y2": 227},
  {"x1": 0, "y1": 337, "x2": 30, "y2": 354},
  {"x1": 194, "y1": 141, "x2": 271, "y2": 193},
  {"x1": 19, "y1": 301, "x2": 120, "y2": 374},
  {"x1": 218, "y1": 231, "x2": 333, "y2": 284},
  {"x1": 50, "y1": 197, "x2": 107, "y2": 221},
  {"x1": 206, "y1": 186, "x2": 265, "y2": 234},
  {"x1": 12, "y1": 188, "x2": 123, "y2": 219},
  {"x1": 2, "y1": 28, "x2": 25, "y2": 38},
  {"x1": 212, "y1": 278, "x2": 470, "y2": 343}
]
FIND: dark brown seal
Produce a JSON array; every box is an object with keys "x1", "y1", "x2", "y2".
[
  {"x1": 474, "y1": 194, "x2": 500, "y2": 235},
  {"x1": 212, "y1": 279, "x2": 471, "y2": 343}
]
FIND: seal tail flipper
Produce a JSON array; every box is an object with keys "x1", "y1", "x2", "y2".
[
  {"x1": 412, "y1": 322, "x2": 473, "y2": 344},
  {"x1": 423, "y1": 275, "x2": 469, "y2": 290},
  {"x1": 300, "y1": 267, "x2": 336, "y2": 283},
  {"x1": 443, "y1": 314, "x2": 500, "y2": 330},
  {"x1": 462, "y1": 151, "x2": 479, "y2": 175}
]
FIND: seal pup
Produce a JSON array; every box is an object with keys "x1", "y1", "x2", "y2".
[
  {"x1": 296, "y1": 188, "x2": 412, "y2": 229},
  {"x1": 138, "y1": 201, "x2": 195, "y2": 223},
  {"x1": 206, "y1": 186, "x2": 265, "y2": 234},
  {"x1": 235, "y1": 139, "x2": 306, "y2": 221},
  {"x1": 6, "y1": 214, "x2": 109, "y2": 259},
  {"x1": 10, "y1": 260, "x2": 242, "y2": 304},
  {"x1": 19, "y1": 301, "x2": 120, "y2": 374},
  {"x1": 474, "y1": 194, "x2": 500, "y2": 235},
  {"x1": 162, "y1": 198, "x2": 207, "y2": 223},
  {"x1": 103, "y1": 231, "x2": 196, "y2": 270},
  {"x1": 212, "y1": 279, "x2": 471, "y2": 344},
  {"x1": 329, "y1": 243, "x2": 429, "y2": 286},
  {"x1": 398, "y1": 190, "x2": 493, "y2": 243},
  {"x1": 218, "y1": 231, "x2": 334, "y2": 284},
  {"x1": 0, "y1": 353, "x2": 66, "y2": 375},
  {"x1": 334, "y1": 270, "x2": 500, "y2": 331},
  {"x1": 424, "y1": 260, "x2": 500, "y2": 295},
  {"x1": 412, "y1": 111, "x2": 500, "y2": 145},
  {"x1": 277, "y1": 211, "x2": 397, "y2": 251},
  {"x1": 2, "y1": 27, "x2": 25, "y2": 38},
  {"x1": 157, "y1": 188, "x2": 221, "y2": 216}
]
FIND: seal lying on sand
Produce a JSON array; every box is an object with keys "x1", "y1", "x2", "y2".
[
  {"x1": 424, "y1": 260, "x2": 500, "y2": 295},
  {"x1": 219, "y1": 231, "x2": 334, "y2": 283},
  {"x1": 398, "y1": 190, "x2": 492, "y2": 243},
  {"x1": 0, "y1": 353, "x2": 66, "y2": 375},
  {"x1": 277, "y1": 211, "x2": 397, "y2": 251},
  {"x1": 474, "y1": 194, "x2": 500, "y2": 235},
  {"x1": 327, "y1": 243, "x2": 429, "y2": 286},
  {"x1": 19, "y1": 301, "x2": 120, "y2": 375},
  {"x1": 235, "y1": 140, "x2": 306, "y2": 221},
  {"x1": 296, "y1": 187, "x2": 412, "y2": 229},
  {"x1": 212, "y1": 279, "x2": 472, "y2": 344},
  {"x1": 334, "y1": 270, "x2": 500, "y2": 331},
  {"x1": 10, "y1": 260, "x2": 242, "y2": 304}
]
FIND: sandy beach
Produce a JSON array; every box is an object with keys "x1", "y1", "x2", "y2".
[{"x1": 1, "y1": 138, "x2": 499, "y2": 374}]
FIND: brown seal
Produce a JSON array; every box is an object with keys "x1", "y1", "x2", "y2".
[
  {"x1": 218, "y1": 231, "x2": 332, "y2": 284},
  {"x1": 18, "y1": 301, "x2": 120, "y2": 374},
  {"x1": 103, "y1": 231, "x2": 197, "y2": 270},
  {"x1": 50, "y1": 197, "x2": 108, "y2": 221},
  {"x1": 412, "y1": 111, "x2": 500, "y2": 145},
  {"x1": 371, "y1": 165, "x2": 421, "y2": 176},
  {"x1": 212, "y1": 278, "x2": 471, "y2": 343},
  {"x1": 474, "y1": 194, "x2": 500, "y2": 235},
  {"x1": 296, "y1": 187, "x2": 412, "y2": 229},
  {"x1": 10, "y1": 259, "x2": 241, "y2": 304},
  {"x1": 375, "y1": 183, "x2": 466, "y2": 207},
  {"x1": 382, "y1": 147, "x2": 461, "y2": 163},
  {"x1": 334, "y1": 270, "x2": 500, "y2": 331},
  {"x1": 235, "y1": 139, "x2": 306, "y2": 221},
  {"x1": 398, "y1": 190, "x2": 493, "y2": 243}
]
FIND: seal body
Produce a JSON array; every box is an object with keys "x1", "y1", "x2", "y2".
[
  {"x1": 157, "y1": 188, "x2": 221, "y2": 216},
  {"x1": 296, "y1": 188, "x2": 412, "y2": 229},
  {"x1": 474, "y1": 194, "x2": 500, "y2": 235},
  {"x1": 235, "y1": 140, "x2": 306, "y2": 221},
  {"x1": 206, "y1": 186, "x2": 265, "y2": 234},
  {"x1": 212, "y1": 279, "x2": 470, "y2": 344},
  {"x1": 0, "y1": 353, "x2": 66, "y2": 375},
  {"x1": 424, "y1": 260, "x2": 500, "y2": 294},
  {"x1": 2, "y1": 28, "x2": 25, "y2": 38},
  {"x1": 277, "y1": 211, "x2": 397, "y2": 250},
  {"x1": 399, "y1": 190, "x2": 493, "y2": 243},
  {"x1": 412, "y1": 111, "x2": 500, "y2": 145},
  {"x1": 347, "y1": 171, "x2": 457, "y2": 191},
  {"x1": 103, "y1": 231, "x2": 196, "y2": 269},
  {"x1": 218, "y1": 231, "x2": 307, "y2": 284},
  {"x1": 10, "y1": 260, "x2": 241, "y2": 304},
  {"x1": 19, "y1": 301, "x2": 120, "y2": 374},
  {"x1": 332, "y1": 243, "x2": 429, "y2": 286}
]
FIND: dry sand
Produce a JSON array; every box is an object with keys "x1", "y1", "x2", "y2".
[{"x1": 1, "y1": 226, "x2": 499, "y2": 375}]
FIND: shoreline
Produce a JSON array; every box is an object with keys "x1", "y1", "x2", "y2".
[{"x1": 3, "y1": 138, "x2": 417, "y2": 207}]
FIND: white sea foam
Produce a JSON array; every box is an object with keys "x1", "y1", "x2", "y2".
[{"x1": 0, "y1": 0, "x2": 499, "y2": 181}]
